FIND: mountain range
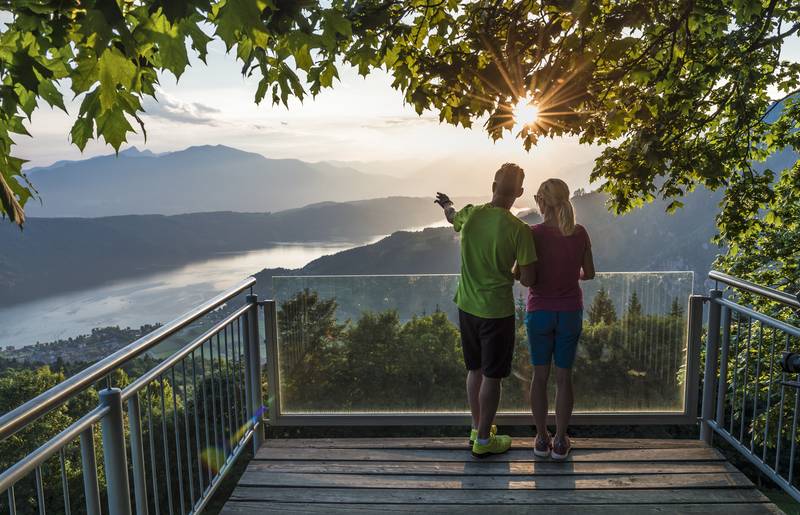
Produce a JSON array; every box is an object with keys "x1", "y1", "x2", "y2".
[
  {"x1": 253, "y1": 186, "x2": 726, "y2": 296},
  {"x1": 22, "y1": 145, "x2": 541, "y2": 218},
  {"x1": 22, "y1": 145, "x2": 408, "y2": 217}
]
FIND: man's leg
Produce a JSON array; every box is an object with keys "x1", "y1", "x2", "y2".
[
  {"x1": 467, "y1": 369, "x2": 483, "y2": 429},
  {"x1": 477, "y1": 375, "x2": 501, "y2": 439},
  {"x1": 531, "y1": 364, "x2": 551, "y2": 438},
  {"x1": 477, "y1": 314, "x2": 514, "y2": 439},
  {"x1": 472, "y1": 315, "x2": 515, "y2": 457},
  {"x1": 459, "y1": 310, "x2": 482, "y2": 432}
]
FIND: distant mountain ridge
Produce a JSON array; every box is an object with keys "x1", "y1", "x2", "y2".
[
  {"x1": 23, "y1": 144, "x2": 407, "y2": 217},
  {"x1": 254, "y1": 187, "x2": 726, "y2": 296}
]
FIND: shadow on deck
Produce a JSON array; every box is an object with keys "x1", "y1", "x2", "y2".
[{"x1": 220, "y1": 437, "x2": 781, "y2": 514}]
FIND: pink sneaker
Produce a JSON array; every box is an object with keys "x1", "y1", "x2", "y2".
[
  {"x1": 533, "y1": 433, "x2": 552, "y2": 458},
  {"x1": 551, "y1": 435, "x2": 571, "y2": 460}
]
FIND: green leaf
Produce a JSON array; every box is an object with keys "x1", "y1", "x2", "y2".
[
  {"x1": 97, "y1": 49, "x2": 137, "y2": 112},
  {"x1": 255, "y1": 78, "x2": 268, "y2": 104},
  {"x1": 293, "y1": 44, "x2": 313, "y2": 71},
  {"x1": 0, "y1": 152, "x2": 27, "y2": 225},
  {"x1": 37, "y1": 78, "x2": 66, "y2": 112},
  {"x1": 214, "y1": 0, "x2": 270, "y2": 49},
  {"x1": 326, "y1": 12, "x2": 352, "y2": 38},
  {"x1": 140, "y1": 13, "x2": 190, "y2": 78},
  {"x1": 70, "y1": 117, "x2": 94, "y2": 151},
  {"x1": 96, "y1": 108, "x2": 133, "y2": 150},
  {"x1": 6, "y1": 115, "x2": 30, "y2": 137},
  {"x1": 319, "y1": 62, "x2": 338, "y2": 88}
]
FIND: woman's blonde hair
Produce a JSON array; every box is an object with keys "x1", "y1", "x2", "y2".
[{"x1": 537, "y1": 178, "x2": 576, "y2": 236}]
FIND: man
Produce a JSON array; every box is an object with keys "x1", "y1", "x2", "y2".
[{"x1": 435, "y1": 163, "x2": 536, "y2": 458}]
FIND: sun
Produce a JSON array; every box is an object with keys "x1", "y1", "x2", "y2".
[{"x1": 513, "y1": 95, "x2": 539, "y2": 131}]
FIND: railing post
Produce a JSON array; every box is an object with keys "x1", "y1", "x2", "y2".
[
  {"x1": 685, "y1": 295, "x2": 705, "y2": 423},
  {"x1": 100, "y1": 388, "x2": 132, "y2": 515},
  {"x1": 80, "y1": 428, "x2": 102, "y2": 515},
  {"x1": 716, "y1": 307, "x2": 732, "y2": 425},
  {"x1": 700, "y1": 289, "x2": 723, "y2": 444},
  {"x1": 245, "y1": 294, "x2": 264, "y2": 453},
  {"x1": 127, "y1": 394, "x2": 149, "y2": 515},
  {"x1": 263, "y1": 299, "x2": 281, "y2": 428}
]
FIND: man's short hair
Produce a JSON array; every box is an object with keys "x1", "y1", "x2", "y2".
[{"x1": 494, "y1": 163, "x2": 524, "y2": 194}]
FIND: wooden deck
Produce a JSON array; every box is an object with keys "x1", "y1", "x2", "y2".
[{"x1": 221, "y1": 437, "x2": 782, "y2": 514}]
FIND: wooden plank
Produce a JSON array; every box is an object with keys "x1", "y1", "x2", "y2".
[
  {"x1": 262, "y1": 437, "x2": 706, "y2": 450},
  {"x1": 236, "y1": 471, "x2": 753, "y2": 490},
  {"x1": 254, "y1": 447, "x2": 726, "y2": 462},
  {"x1": 244, "y1": 459, "x2": 739, "y2": 476},
  {"x1": 221, "y1": 501, "x2": 782, "y2": 515},
  {"x1": 227, "y1": 486, "x2": 770, "y2": 505}
]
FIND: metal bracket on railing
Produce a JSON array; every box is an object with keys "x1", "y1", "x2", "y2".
[
  {"x1": 780, "y1": 352, "x2": 800, "y2": 389},
  {"x1": 781, "y1": 352, "x2": 800, "y2": 373}
]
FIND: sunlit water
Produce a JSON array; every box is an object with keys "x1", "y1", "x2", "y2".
[
  {"x1": 0, "y1": 217, "x2": 473, "y2": 349},
  {"x1": 0, "y1": 243, "x2": 355, "y2": 348}
]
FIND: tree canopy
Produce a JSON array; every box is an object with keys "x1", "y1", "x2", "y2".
[{"x1": 0, "y1": 0, "x2": 798, "y2": 255}]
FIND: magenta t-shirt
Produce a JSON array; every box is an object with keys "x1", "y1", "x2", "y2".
[{"x1": 526, "y1": 223, "x2": 591, "y2": 312}]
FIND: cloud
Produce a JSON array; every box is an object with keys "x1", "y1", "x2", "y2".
[
  {"x1": 142, "y1": 89, "x2": 221, "y2": 126},
  {"x1": 360, "y1": 115, "x2": 439, "y2": 130}
]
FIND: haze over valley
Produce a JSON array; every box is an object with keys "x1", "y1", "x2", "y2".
[{"x1": 4, "y1": 141, "x2": 794, "y2": 352}]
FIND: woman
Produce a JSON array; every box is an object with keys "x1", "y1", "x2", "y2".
[{"x1": 526, "y1": 178, "x2": 594, "y2": 460}]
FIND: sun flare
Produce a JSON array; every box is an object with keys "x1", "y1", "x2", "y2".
[{"x1": 513, "y1": 95, "x2": 540, "y2": 131}]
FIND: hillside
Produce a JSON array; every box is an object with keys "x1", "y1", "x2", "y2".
[
  {"x1": 0, "y1": 197, "x2": 446, "y2": 306},
  {"x1": 23, "y1": 145, "x2": 406, "y2": 217},
  {"x1": 254, "y1": 187, "x2": 724, "y2": 296}
]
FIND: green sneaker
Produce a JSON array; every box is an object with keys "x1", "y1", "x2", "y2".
[
  {"x1": 471, "y1": 434, "x2": 512, "y2": 458},
  {"x1": 468, "y1": 424, "x2": 497, "y2": 447}
]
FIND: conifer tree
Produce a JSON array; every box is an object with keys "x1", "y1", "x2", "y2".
[
  {"x1": 627, "y1": 291, "x2": 643, "y2": 318},
  {"x1": 588, "y1": 287, "x2": 617, "y2": 325}
]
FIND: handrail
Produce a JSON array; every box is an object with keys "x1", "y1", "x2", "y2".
[
  {"x1": 714, "y1": 297, "x2": 800, "y2": 338},
  {"x1": 0, "y1": 405, "x2": 109, "y2": 492},
  {"x1": 709, "y1": 270, "x2": 800, "y2": 309},
  {"x1": 120, "y1": 302, "x2": 251, "y2": 402},
  {"x1": 0, "y1": 276, "x2": 256, "y2": 442}
]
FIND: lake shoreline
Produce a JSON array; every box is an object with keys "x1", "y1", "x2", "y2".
[{"x1": 0, "y1": 242, "x2": 359, "y2": 348}]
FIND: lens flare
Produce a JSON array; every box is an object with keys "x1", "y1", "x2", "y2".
[
  {"x1": 201, "y1": 405, "x2": 267, "y2": 474},
  {"x1": 513, "y1": 95, "x2": 539, "y2": 131}
]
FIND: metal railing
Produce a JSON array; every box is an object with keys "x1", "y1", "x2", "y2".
[
  {"x1": 7, "y1": 268, "x2": 794, "y2": 512},
  {"x1": 700, "y1": 270, "x2": 800, "y2": 502},
  {"x1": 0, "y1": 277, "x2": 265, "y2": 515}
]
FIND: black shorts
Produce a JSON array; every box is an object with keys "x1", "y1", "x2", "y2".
[{"x1": 458, "y1": 309, "x2": 516, "y2": 378}]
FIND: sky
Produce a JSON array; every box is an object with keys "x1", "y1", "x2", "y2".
[
  {"x1": 11, "y1": 29, "x2": 800, "y2": 192},
  {"x1": 13, "y1": 36, "x2": 603, "y2": 190}
]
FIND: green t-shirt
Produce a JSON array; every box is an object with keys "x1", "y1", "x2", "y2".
[{"x1": 453, "y1": 203, "x2": 537, "y2": 319}]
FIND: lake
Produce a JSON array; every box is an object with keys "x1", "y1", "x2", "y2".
[{"x1": 0, "y1": 242, "x2": 356, "y2": 348}]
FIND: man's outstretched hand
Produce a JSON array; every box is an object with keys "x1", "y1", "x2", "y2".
[
  {"x1": 436, "y1": 192, "x2": 457, "y2": 225},
  {"x1": 435, "y1": 192, "x2": 453, "y2": 208}
]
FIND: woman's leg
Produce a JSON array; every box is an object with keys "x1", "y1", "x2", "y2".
[
  {"x1": 554, "y1": 366, "x2": 573, "y2": 439},
  {"x1": 526, "y1": 310, "x2": 555, "y2": 439},
  {"x1": 531, "y1": 364, "x2": 550, "y2": 437},
  {"x1": 553, "y1": 309, "x2": 582, "y2": 440}
]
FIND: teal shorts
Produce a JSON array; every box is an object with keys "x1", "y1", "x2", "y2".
[{"x1": 526, "y1": 310, "x2": 583, "y2": 369}]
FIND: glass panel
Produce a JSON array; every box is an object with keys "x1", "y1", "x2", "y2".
[{"x1": 272, "y1": 272, "x2": 693, "y2": 415}]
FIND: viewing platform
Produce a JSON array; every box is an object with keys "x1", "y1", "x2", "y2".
[
  {"x1": 222, "y1": 437, "x2": 779, "y2": 514},
  {"x1": 2, "y1": 271, "x2": 799, "y2": 514}
]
